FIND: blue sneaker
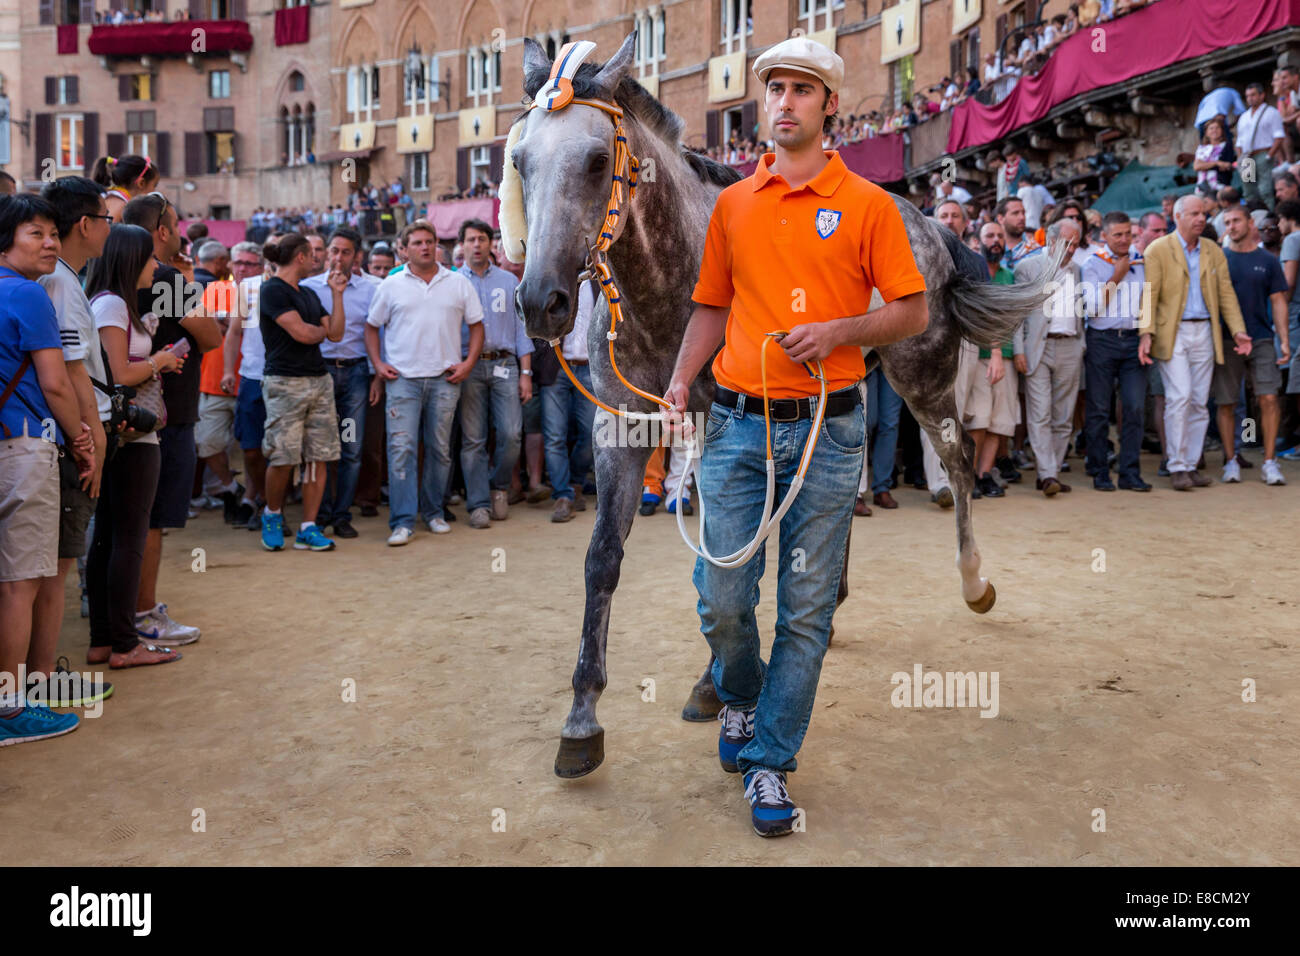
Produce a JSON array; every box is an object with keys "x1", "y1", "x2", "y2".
[
  {"x1": 294, "y1": 524, "x2": 336, "y2": 551},
  {"x1": 261, "y1": 512, "x2": 284, "y2": 551},
  {"x1": 1279, "y1": 445, "x2": 1300, "y2": 462},
  {"x1": 0, "y1": 705, "x2": 80, "y2": 748},
  {"x1": 743, "y1": 768, "x2": 797, "y2": 838},
  {"x1": 717, "y1": 704, "x2": 755, "y2": 773},
  {"x1": 666, "y1": 495, "x2": 694, "y2": 516}
]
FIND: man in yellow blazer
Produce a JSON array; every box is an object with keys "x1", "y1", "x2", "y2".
[{"x1": 1138, "y1": 194, "x2": 1252, "y2": 490}]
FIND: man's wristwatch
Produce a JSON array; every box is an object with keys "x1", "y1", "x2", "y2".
[{"x1": 520, "y1": 369, "x2": 533, "y2": 376}]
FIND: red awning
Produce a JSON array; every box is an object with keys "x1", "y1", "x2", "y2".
[
  {"x1": 88, "y1": 20, "x2": 253, "y2": 57},
  {"x1": 947, "y1": 0, "x2": 1300, "y2": 154},
  {"x1": 274, "y1": 6, "x2": 310, "y2": 46},
  {"x1": 423, "y1": 198, "x2": 500, "y2": 240},
  {"x1": 733, "y1": 133, "x2": 907, "y2": 184}
]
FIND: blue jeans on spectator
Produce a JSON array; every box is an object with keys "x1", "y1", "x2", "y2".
[
  {"x1": 866, "y1": 369, "x2": 902, "y2": 494},
  {"x1": 693, "y1": 397, "x2": 865, "y2": 775},
  {"x1": 459, "y1": 355, "x2": 523, "y2": 512},
  {"x1": 1084, "y1": 329, "x2": 1146, "y2": 483},
  {"x1": 319, "y1": 360, "x2": 369, "y2": 526},
  {"x1": 542, "y1": 362, "x2": 595, "y2": 501},
  {"x1": 385, "y1": 374, "x2": 460, "y2": 530}
]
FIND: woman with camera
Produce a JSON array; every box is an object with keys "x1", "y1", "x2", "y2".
[{"x1": 84, "y1": 224, "x2": 185, "y2": 668}]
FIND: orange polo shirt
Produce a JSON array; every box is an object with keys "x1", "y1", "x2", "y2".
[
  {"x1": 692, "y1": 151, "x2": 926, "y2": 398},
  {"x1": 199, "y1": 280, "x2": 239, "y2": 396}
]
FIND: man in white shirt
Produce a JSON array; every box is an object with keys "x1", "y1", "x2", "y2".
[
  {"x1": 221, "y1": 241, "x2": 273, "y2": 529},
  {"x1": 1017, "y1": 178, "x2": 1053, "y2": 231},
  {"x1": 542, "y1": 279, "x2": 597, "y2": 523},
  {"x1": 1013, "y1": 219, "x2": 1085, "y2": 496},
  {"x1": 1236, "y1": 82, "x2": 1286, "y2": 211},
  {"x1": 364, "y1": 219, "x2": 483, "y2": 544}
]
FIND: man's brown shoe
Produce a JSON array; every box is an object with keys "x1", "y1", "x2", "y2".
[
  {"x1": 1171, "y1": 471, "x2": 1194, "y2": 491},
  {"x1": 490, "y1": 489, "x2": 509, "y2": 520},
  {"x1": 551, "y1": 497, "x2": 575, "y2": 523},
  {"x1": 572, "y1": 486, "x2": 587, "y2": 512},
  {"x1": 853, "y1": 494, "x2": 872, "y2": 516},
  {"x1": 526, "y1": 484, "x2": 552, "y2": 504},
  {"x1": 1037, "y1": 476, "x2": 1061, "y2": 496},
  {"x1": 873, "y1": 490, "x2": 898, "y2": 509},
  {"x1": 1189, "y1": 469, "x2": 1213, "y2": 487}
]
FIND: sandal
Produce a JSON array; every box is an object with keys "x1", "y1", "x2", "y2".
[{"x1": 109, "y1": 642, "x2": 182, "y2": 669}]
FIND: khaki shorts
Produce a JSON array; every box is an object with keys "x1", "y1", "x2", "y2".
[
  {"x1": 0, "y1": 436, "x2": 59, "y2": 582},
  {"x1": 1211, "y1": 338, "x2": 1282, "y2": 404},
  {"x1": 195, "y1": 392, "x2": 238, "y2": 459},
  {"x1": 962, "y1": 357, "x2": 1020, "y2": 437},
  {"x1": 261, "y1": 373, "x2": 340, "y2": 467}
]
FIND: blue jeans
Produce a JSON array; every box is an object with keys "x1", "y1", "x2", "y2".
[
  {"x1": 459, "y1": 356, "x2": 523, "y2": 512},
  {"x1": 319, "y1": 361, "x2": 370, "y2": 525},
  {"x1": 1084, "y1": 329, "x2": 1146, "y2": 482},
  {"x1": 385, "y1": 374, "x2": 460, "y2": 530},
  {"x1": 541, "y1": 363, "x2": 595, "y2": 501},
  {"x1": 865, "y1": 369, "x2": 902, "y2": 494},
  {"x1": 692, "y1": 396, "x2": 865, "y2": 775}
]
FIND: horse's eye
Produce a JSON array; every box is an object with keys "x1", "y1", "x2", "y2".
[{"x1": 590, "y1": 155, "x2": 608, "y2": 174}]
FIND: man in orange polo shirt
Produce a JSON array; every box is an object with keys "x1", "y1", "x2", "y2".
[
  {"x1": 194, "y1": 263, "x2": 246, "y2": 524},
  {"x1": 664, "y1": 36, "x2": 929, "y2": 837}
]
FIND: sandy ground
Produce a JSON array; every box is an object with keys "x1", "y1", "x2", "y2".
[{"x1": 2, "y1": 449, "x2": 1297, "y2": 866}]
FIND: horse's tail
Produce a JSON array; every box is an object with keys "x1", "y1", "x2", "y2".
[{"x1": 940, "y1": 227, "x2": 1067, "y2": 350}]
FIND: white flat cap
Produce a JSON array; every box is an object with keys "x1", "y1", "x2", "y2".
[{"x1": 752, "y1": 36, "x2": 844, "y2": 93}]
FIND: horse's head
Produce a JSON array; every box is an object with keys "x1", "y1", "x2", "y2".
[{"x1": 505, "y1": 33, "x2": 637, "y2": 343}]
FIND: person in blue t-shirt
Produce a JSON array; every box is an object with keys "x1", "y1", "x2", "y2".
[
  {"x1": 1217, "y1": 205, "x2": 1292, "y2": 485},
  {"x1": 0, "y1": 193, "x2": 95, "y2": 748}
]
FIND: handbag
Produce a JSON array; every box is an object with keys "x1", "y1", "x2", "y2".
[{"x1": 89, "y1": 292, "x2": 166, "y2": 443}]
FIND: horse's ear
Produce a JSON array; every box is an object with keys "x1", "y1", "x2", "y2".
[
  {"x1": 592, "y1": 31, "x2": 637, "y2": 96},
  {"x1": 522, "y1": 36, "x2": 551, "y2": 80}
]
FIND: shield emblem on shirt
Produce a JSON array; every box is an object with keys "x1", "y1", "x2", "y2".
[{"x1": 815, "y1": 208, "x2": 842, "y2": 239}]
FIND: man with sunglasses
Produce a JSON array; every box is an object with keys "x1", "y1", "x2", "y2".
[{"x1": 121, "y1": 192, "x2": 222, "y2": 644}]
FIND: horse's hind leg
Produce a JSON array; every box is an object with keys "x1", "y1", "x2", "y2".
[
  {"x1": 913, "y1": 398, "x2": 996, "y2": 614},
  {"x1": 555, "y1": 423, "x2": 654, "y2": 778},
  {"x1": 681, "y1": 654, "x2": 722, "y2": 721}
]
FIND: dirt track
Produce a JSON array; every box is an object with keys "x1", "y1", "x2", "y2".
[{"x1": 2, "y1": 449, "x2": 1297, "y2": 865}]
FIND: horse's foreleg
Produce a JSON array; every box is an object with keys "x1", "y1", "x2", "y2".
[
  {"x1": 555, "y1": 428, "x2": 654, "y2": 778},
  {"x1": 916, "y1": 402, "x2": 996, "y2": 613}
]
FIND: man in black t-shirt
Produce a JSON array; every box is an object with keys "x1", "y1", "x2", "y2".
[
  {"x1": 122, "y1": 193, "x2": 222, "y2": 645},
  {"x1": 256, "y1": 234, "x2": 347, "y2": 552}
]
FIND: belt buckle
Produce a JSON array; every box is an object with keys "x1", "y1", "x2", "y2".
[{"x1": 768, "y1": 398, "x2": 801, "y2": 422}]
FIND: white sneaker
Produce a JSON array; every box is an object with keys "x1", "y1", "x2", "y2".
[
  {"x1": 135, "y1": 603, "x2": 200, "y2": 645},
  {"x1": 1222, "y1": 459, "x2": 1242, "y2": 483},
  {"x1": 386, "y1": 527, "x2": 413, "y2": 547},
  {"x1": 1262, "y1": 459, "x2": 1287, "y2": 485},
  {"x1": 428, "y1": 518, "x2": 451, "y2": 534}
]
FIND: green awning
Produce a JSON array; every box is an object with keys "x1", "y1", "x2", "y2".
[{"x1": 1090, "y1": 160, "x2": 1207, "y2": 217}]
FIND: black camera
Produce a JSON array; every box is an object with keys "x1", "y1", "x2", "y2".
[{"x1": 108, "y1": 384, "x2": 158, "y2": 435}]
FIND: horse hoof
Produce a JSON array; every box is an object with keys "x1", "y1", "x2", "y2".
[
  {"x1": 554, "y1": 731, "x2": 605, "y2": 778},
  {"x1": 680, "y1": 677, "x2": 723, "y2": 722},
  {"x1": 965, "y1": 582, "x2": 997, "y2": 614}
]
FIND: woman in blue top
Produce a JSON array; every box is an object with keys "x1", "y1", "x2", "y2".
[{"x1": 0, "y1": 194, "x2": 95, "y2": 747}]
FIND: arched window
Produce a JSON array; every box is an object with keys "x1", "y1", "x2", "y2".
[
  {"x1": 280, "y1": 106, "x2": 291, "y2": 166},
  {"x1": 289, "y1": 70, "x2": 305, "y2": 93},
  {"x1": 304, "y1": 104, "x2": 315, "y2": 160}
]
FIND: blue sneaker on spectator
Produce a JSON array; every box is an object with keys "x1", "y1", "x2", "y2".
[
  {"x1": 294, "y1": 524, "x2": 336, "y2": 551},
  {"x1": 1279, "y1": 445, "x2": 1300, "y2": 462},
  {"x1": 717, "y1": 703, "x2": 755, "y2": 773},
  {"x1": 666, "y1": 495, "x2": 694, "y2": 516},
  {"x1": 0, "y1": 705, "x2": 80, "y2": 748},
  {"x1": 261, "y1": 512, "x2": 285, "y2": 551},
  {"x1": 743, "y1": 768, "x2": 797, "y2": 837}
]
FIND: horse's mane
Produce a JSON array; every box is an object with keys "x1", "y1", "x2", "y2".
[{"x1": 521, "y1": 62, "x2": 742, "y2": 190}]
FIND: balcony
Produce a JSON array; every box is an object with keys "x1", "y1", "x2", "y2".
[{"x1": 88, "y1": 19, "x2": 253, "y2": 59}]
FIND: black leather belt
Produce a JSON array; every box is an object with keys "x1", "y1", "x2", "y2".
[
  {"x1": 1087, "y1": 327, "x2": 1139, "y2": 336},
  {"x1": 326, "y1": 356, "x2": 367, "y2": 367},
  {"x1": 714, "y1": 384, "x2": 861, "y2": 422},
  {"x1": 479, "y1": 350, "x2": 514, "y2": 361}
]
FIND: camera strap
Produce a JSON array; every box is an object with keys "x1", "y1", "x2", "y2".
[{"x1": 0, "y1": 355, "x2": 33, "y2": 440}]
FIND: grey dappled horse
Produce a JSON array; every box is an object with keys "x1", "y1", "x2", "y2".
[{"x1": 510, "y1": 33, "x2": 1060, "y2": 778}]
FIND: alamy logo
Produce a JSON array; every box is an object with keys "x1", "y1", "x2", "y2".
[
  {"x1": 890, "y1": 663, "x2": 1000, "y2": 718},
  {"x1": 49, "y1": 886, "x2": 151, "y2": 936},
  {"x1": 815, "y1": 208, "x2": 842, "y2": 239}
]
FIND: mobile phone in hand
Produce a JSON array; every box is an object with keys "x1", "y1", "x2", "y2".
[{"x1": 166, "y1": 338, "x2": 191, "y2": 359}]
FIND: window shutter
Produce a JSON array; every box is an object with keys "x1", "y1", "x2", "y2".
[
  {"x1": 706, "y1": 109, "x2": 719, "y2": 149},
  {"x1": 155, "y1": 132, "x2": 171, "y2": 176},
  {"x1": 189, "y1": 0, "x2": 206, "y2": 20},
  {"x1": 106, "y1": 133, "x2": 126, "y2": 162},
  {"x1": 82, "y1": 112, "x2": 99, "y2": 173},
  {"x1": 150, "y1": 72, "x2": 158, "y2": 101},
  {"x1": 456, "y1": 147, "x2": 468, "y2": 193},
  {"x1": 39, "y1": 0, "x2": 54, "y2": 26},
  {"x1": 79, "y1": 0, "x2": 94, "y2": 23},
  {"x1": 996, "y1": 15, "x2": 1008, "y2": 53},
  {"x1": 229, "y1": 133, "x2": 237, "y2": 173},
  {"x1": 67, "y1": 76, "x2": 79, "y2": 105},
  {"x1": 489, "y1": 143, "x2": 504, "y2": 185},
  {"x1": 185, "y1": 131, "x2": 204, "y2": 176},
  {"x1": 119, "y1": 75, "x2": 131, "y2": 101},
  {"x1": 950, "y1": 41, "x2": 960, "y2": 80},
  {"x1": 45, "y1": 77, "x2": 57, "y2": 105},
  {"x1": 35, "y1": 114, "x2": 53, "y2": 177},
  {"x1": 740, "y1": 100, "x2": 757, "y2": 140},
  {"x1": 222, "y1": 107, "x2": 235, "y2": 131},
  {"x1": 231, "y1": 0, "x2": 247, "y2": 19},
  {"x1": 968, "y1": 28, "x2": 980, "y2": 72},
  {"x1": 109, "y1": 0, "x2": 123, "y2": 9}
]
